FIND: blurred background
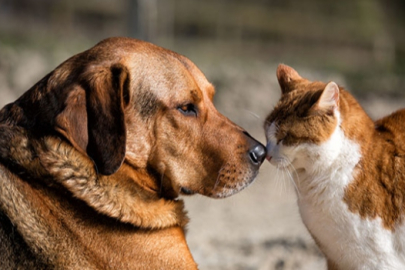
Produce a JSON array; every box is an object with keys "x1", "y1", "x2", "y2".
[{"x1": 0, "y1": 0, "x2": 404, "y2": 269}]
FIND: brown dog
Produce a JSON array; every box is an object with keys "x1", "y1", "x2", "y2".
[{"x1": 0, "y1": 37, "x2": 266, "y2": 269}]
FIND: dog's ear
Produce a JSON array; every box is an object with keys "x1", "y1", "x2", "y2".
[
  {"x1": 85, "y1": 64, "x2": 130, "y2": 175},
  {"x1": 55, "y1": 64, "x2": 130, "y2": 175}
]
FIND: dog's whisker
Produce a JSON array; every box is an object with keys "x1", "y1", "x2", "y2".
[{"x1": 214, "y1": 165, "x2": 226, "y2": 191}]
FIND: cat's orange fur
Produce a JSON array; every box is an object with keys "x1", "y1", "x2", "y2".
[
  {"x1": 264, "y1": 64, "x2": 405, "y2": 269},
  {"x1": 345, "y1": 108, "x2": 405, "y2": 230}
]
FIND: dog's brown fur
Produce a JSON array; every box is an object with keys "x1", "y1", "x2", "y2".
[{"x1": 0, "y1": 37, "x2": 265, "y2": 269}]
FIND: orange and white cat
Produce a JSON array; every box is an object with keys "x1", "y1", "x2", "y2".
[{"x1": 264, "y1": 64, "x2": 405, "y2": 270}]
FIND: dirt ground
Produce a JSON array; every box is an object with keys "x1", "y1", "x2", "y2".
[{"x1": 1, "y1": 49, "x2": 404, "y2": 270}]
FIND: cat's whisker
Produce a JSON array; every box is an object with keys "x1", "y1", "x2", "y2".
[
  {"x1": 282, "y1": 163, "x2": 290, "y2": 194},
  {"x1": 273, "y1": 163, "x2": 282, "y2": 193},
  {"x1": 280, "y1": 159, "x2": 301, "y2": 198},
  {"x1": 264, "y1": 119, "x2": 273, "y2": 126},
  {"x1": 275, "y1": 167, "x2": 283, "y2": 194},
  {"x1": 277, "y1": 166, "x2": 285, "y2": 194},
  {"x1": 243, "y1": 109, "x2": 261, "y2": 120},
  {"x1": 278, "y1": 165, "x2": 287, "y2": 194},
  {"x1": 286, "y1": 166, "x2": 301, "y2": 199},
  {"x1": 273, "y1": 159, "x2": 287, "y2": 194},
  {"x1": 286, "y1": 159, "x2": 300, "y2": 188},
  {"x1": 273, "y1": 164, "x2": 280, "y2": 192}
]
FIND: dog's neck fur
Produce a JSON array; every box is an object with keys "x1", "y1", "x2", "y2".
[{"x1": 0, "y1": 123, "x2": 187, "y2": 230}]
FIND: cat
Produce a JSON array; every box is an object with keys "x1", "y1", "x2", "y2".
[{"x1": 264, "y1": 64, "x2": 405, "y2": 270}]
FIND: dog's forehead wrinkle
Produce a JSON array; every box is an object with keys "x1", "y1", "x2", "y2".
[
  {"x1": 129, "y1": 64, "x2": 196, "y2": 98},
  {"x1": 134, "y1": 87, "x2": 161, "y2": 120},
  {"x1": 169, "y1": 53, "x2": 213, "y2": 98},
  {"x1": 123, "y1": 50, "x2": 208, "y2": 107}
]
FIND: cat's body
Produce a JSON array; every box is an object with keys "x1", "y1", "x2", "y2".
[{"x1": 264, "y1": 64, "x2": 405, "y2": 270}]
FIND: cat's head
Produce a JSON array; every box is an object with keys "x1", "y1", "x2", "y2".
[{"x1": 264, "y1": 64, "x2": 341, "y2": 171}]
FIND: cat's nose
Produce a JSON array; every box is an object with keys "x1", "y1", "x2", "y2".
[{"x1": 265, "y1": 142, "x2": 273, "y2": 162}]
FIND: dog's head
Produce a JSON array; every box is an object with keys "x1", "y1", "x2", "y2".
[{"x1": 4, "y1": 37, "x2": 266, "y2": 199}]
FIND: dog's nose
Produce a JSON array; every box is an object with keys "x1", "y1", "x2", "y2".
[
  {"x1": 249, "y1": 144, "x2": 266, "y2": 165},
  {"x1": 243, "y1": 131, "x2": 266, "y2": 166}
]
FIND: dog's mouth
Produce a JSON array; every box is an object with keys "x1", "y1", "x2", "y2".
[
  {"x1": 210, "y1": 170, "x2": 259, "y2": 198},
  {"x1": 153, "y1": 159, "x2": 260, "y2": 199},
  {"x1": 178, "y1": 169, "x2": 260, "y2": 199}
]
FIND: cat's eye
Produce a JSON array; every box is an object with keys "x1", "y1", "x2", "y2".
[
  {"x1": 277, "y1": 134, "x2": 288, "y2": 144},
  {"x1": 178, "y1": 104, "x2": 198, "y2": 117}
]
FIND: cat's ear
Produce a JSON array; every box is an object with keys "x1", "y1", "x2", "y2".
[
  {"x1": 277, "y1": 64, "x2": 302, "y2": 94},
  {"x1": 313, "y1": 82, "x2": 340, "y2": 113}
]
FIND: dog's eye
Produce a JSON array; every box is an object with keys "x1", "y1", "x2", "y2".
[{"x1": 178, "y1": 104, "x2": 197, "y2": 117}]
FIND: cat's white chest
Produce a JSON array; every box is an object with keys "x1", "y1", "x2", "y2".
[
  {"x1": 299, "y1": 192, "x2": 405, "y2": 270},
  {"x1": 296, "y1": 130, "x2": 405, "y2": 270}
]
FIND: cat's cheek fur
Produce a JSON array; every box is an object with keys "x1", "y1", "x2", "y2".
[
  {"x1": 278, "y1": 144, "x2": 301, "y2": 167},
  {"x1": 296, "y1": 126, "x2": 360, "y2": 197}
]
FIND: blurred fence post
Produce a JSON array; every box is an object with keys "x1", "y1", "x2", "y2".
[
  {"x1": 128, "y1": 0, "x2": 142, "y2": 39},
  {"x1": 160, "y1": 0, "x2": 174, "y2": 45},
  {"x1": 127, "y1": 0, "x2": 159, "y2": 42}
]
